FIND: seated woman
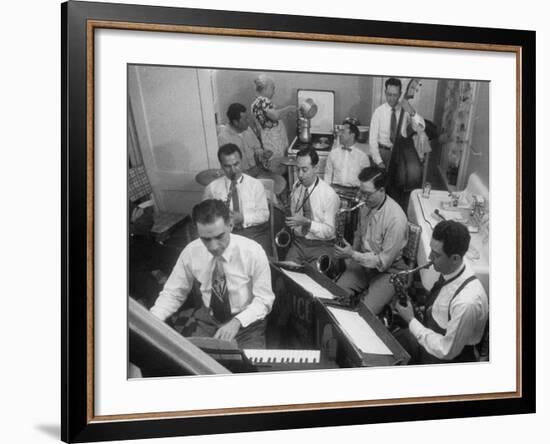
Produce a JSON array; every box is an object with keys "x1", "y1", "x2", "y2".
[{"x1": 251, "y1": 74, "x2": 296, "y2": 175}]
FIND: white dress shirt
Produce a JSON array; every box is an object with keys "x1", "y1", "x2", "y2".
[
  {"x1": 150, "y1": 234, "x2": 275, "y2": 328},
  {"x1": 409, "y1": 263, "x2": 489, "y2": 360},
  {"x1": 290, "y1": 177, "x2": 341, "y2": 241},
  {"x1": 369, "y1": 102, "x2": 426, "y2": 165},
  {"x1": 324, "y1": 144, "x2": 371, "y2": 187},
  {"x1": 217, "y1": 125, "x2": 262, "y2": 171},
  {"x1": 202, "y1": 174, "x2": 269, "y2": 228}
]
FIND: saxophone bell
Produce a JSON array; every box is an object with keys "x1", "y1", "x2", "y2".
[
  {"x1": 275, "y1": 202, "x2": 293, "y2": 249},
  {"x1": 274, "y1": 227, "x2": 293, "y2": 248},
  {"x1": 316, "y1": 200, "x2": 366, "y2": 280}
]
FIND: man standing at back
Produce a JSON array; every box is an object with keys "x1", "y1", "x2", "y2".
[{"x1": 369, "y1": 77, "x2": 425, "y2": 170}]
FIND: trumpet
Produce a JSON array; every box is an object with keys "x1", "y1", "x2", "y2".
[{"x1": 316, "y1": 199, "x2": 367, "y2": 279}]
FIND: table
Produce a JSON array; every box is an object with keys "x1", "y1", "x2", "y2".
[{"x1": 407, "y1": 189, "x2": 490, "y2": 294}]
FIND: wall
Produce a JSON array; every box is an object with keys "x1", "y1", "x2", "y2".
[
  {"x1": 128, "y1": 65, "x2": 218, "y2": 213},
  {"x1": 214, "y1": 69, "x2": 373, "y2": 137}
]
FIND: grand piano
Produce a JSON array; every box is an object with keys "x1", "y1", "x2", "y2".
[{"x1": 129, "y1": 261, "x2": 409, "y2": 377}]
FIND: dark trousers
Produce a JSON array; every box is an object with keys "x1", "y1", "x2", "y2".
[
  {"x1": 234, "y1": 222, "x2": 272, "y2": 257},
  {"x1": 285, "y1": 236, "x2": 335, "y2": 266},
  {"x1": 172, "y1": 305, "x2": 267, "y2": 349}
]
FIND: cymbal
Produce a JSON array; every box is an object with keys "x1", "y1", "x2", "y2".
[
  {"x1": 279, "y1": 156, "x2": 297, "y2": 166},
  {"x1": 195, "y1": 169, "x2": 225, "y2": 186},
  {"x1": 256, "y1": 171, "x2": 287, "y2": 195}
]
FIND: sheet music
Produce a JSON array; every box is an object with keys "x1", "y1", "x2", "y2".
[
  {"x1": 328, "y1": 307, "x2": 392, "y2": 355},
  {"x1": 279, "y1": 269, "x2": 336, "y2": 300}
]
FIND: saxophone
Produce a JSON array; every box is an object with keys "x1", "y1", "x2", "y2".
[
  {"x1": 379, "y1": 261, "x2": 433, "y2": 330},
  {"x1": 316, "y1": 199, "x2": 366, "y2": 279},
  {"x1": 274, "y1": 202, "x2": 293, "y2": 248}
]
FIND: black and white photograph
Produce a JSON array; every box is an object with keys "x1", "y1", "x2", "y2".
[
  {"x1": 53, "y1": 1, "x2": 538, "y2": 442},
  {"x1": 127, "y1": 65, "x2": 490, "y2": 377}
]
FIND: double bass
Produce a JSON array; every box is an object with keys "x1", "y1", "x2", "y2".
[{"x1": 389, "y1": 78, "x2": 423, "y2": 194}]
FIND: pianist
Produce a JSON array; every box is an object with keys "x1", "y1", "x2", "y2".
[{"x1": 150, "y1": 199, "x2": 275, "y2": 348}]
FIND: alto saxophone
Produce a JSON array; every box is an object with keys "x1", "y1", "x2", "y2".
[
  {"x1": 274, "y1": 202, "x2": 293, "y2": 248},
  {"x1": 316, "y1": 199, "x2": 367, "y2": 279},
  {"x1": 379, "y1": 261, "x2": 434, "y2": 330}
]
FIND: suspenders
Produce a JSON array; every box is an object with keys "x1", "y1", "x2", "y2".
[{"x1": 447, "y1": 275, "x2": 478, "y2": 320}]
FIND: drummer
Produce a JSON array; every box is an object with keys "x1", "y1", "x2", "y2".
[
  {"x1": 217, "y1": 103, "x2": 263, "y2": 174},
  {"x1": 324, "y1": 117, "x2": 370, "y2": 188},
  {"x1": 203, "y1": 143, "x2": 272, "y2": 256}
]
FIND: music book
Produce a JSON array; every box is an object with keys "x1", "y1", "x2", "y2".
[
  {"x1": 279, "y1": 269, "x2": 336, "y2": 300},
  {"x1": 327, "y1": 306, "x2": 392, "y2": 355}
]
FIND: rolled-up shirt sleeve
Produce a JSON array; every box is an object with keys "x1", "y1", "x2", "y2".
[
  {"x1": 375, "y1": 216, "x2": 408, "y2": 271},
  {"x1": 150, "y1": 250, "x2": 194, "y2": 321},
  {"x1": 235, "y1": 247, "x2": 275, "y2": 327},
  {"x1": 351, "y1": 209, "x2": 407, "y2": 272},
  {"x1": 409, "y1": 301, "x2": 478, "y2": 360}
]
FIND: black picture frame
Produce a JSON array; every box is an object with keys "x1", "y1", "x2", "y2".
[{"x1": 61, "y1": 1, "x2": 536, "y2": 442}]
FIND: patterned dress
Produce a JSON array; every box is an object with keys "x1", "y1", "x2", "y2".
[{"x1": 251, "y1": 95, "x2": 289, "y2": 158}]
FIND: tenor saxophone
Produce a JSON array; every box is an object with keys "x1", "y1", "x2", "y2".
[{"x1": 316, "y1": 199, "x2": 367, "y2": 279}]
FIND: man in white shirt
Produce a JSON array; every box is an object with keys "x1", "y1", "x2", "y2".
[
  {"x1": 334, "y1": 166, "x2": 409, "y2": 315},
  {"x1": 324, "y1": 118, "x2": 370, "y2": 187},
  {"x1": 285, "y1": 147, "x2": 341, "y2": 265},
  {"x1": 369, "y1": 77, "x2": 425, "y2": 169},
  {"x1": 150, "y1": 199, "x2": 275, "y2": 348},
  {"x1": 394, "y1": 220, "x2": 489, "y2": 364},
  {"x1": 217, "y1": 103, "x2": 263, "y2": 173},
  {"x1": 203, "y1": 143, "x2": 271, "y2": 255}
]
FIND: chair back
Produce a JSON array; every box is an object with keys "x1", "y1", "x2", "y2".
[{"x1": 403, "y1": 221, "x2": 422, "y2": 267}]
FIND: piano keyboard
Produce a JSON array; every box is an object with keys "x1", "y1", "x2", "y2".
[{"x1": 243, "y1": 349, "x2": 321, "y2": 365}]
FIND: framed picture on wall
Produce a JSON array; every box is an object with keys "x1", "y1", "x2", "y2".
[{"x1": 62, "y1": 1, "x2": 535, "y2": 442}]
